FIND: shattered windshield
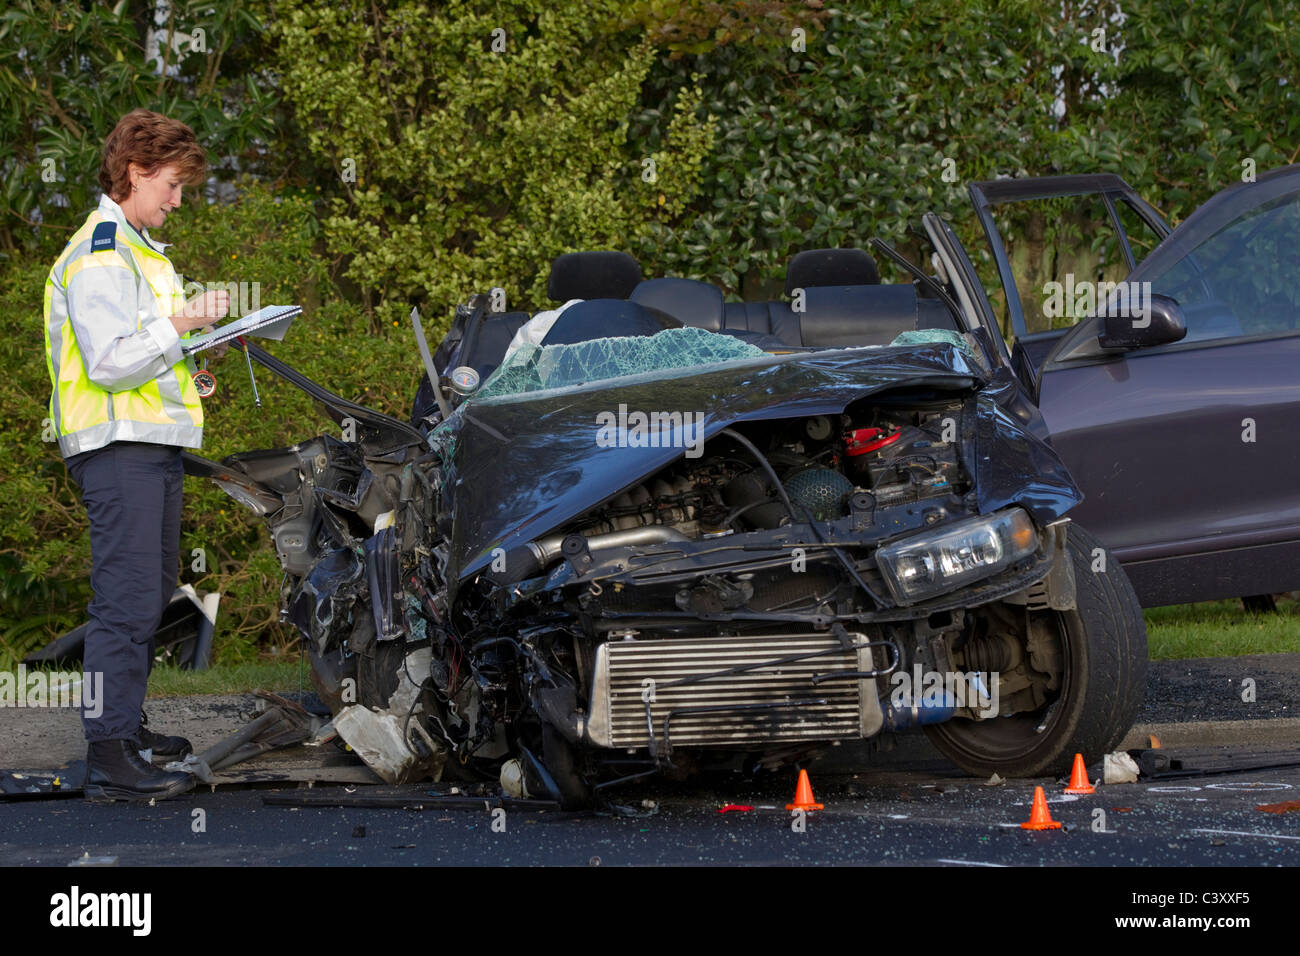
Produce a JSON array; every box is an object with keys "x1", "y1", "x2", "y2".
[
  {"x1": 472, "y1": 325, "x2": 975, "y2": 401},
  {"x1": 475, "y1": 326, "x2": 768, "y2": 399}
]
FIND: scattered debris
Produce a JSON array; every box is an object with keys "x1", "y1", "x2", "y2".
[
  {"x1": 718, "y1": 804, "x2": 754, "y2": 813},
  {"x1": 1148, "y1": 734, "x2": 1162, "y2": 749},
  {"x1": 1256, "y1": 799, "x2": 1300, "y2": 815},
  {"x1": 25, "y1": 586, "x2": 219, "y2": 671},
  {"x1": 1128, "y1": 747, "x2": 1300, "y2": 780},
  {"x1": 499, "y1": 759, "x2": 527, "y2": 798},
  {"x1": 165, "y1": 702, "x2": 314, "y2": 781},
  {"x1": 262, "y1": 788, "x2": 559, "y2": 811},
  {"x1": 1103, "y1": 751, "x2": 1141, "y2": 784},
  {"x1": 984, "y1": 773, "x2": 1005, "y2": 786},
  {"x1": 1, "y1": 764, "x2": 85, "y2": 801},
  {"x1": 333, "y1": 657, "x2": 445, "y2": 786},
  {"x1": 67, "y1": 852, "x2": 117, "y2": 867},
  {"x1": 3, "y1": 701, "x2": 316, "y2": 801},
  {"x1": 352, "y1": 825, "x2": 367, "y2": 838}
]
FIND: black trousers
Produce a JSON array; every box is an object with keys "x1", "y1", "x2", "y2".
[{"x1": 66, "y1": 441, "x2": 183, "y2": 743}]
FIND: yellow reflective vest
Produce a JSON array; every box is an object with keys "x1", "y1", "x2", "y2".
[{"x1": 44, "y1": 196, "x2": 203, "y2": 458}]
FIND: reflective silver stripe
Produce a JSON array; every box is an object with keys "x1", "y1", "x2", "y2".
[{"x1": 58, "y1": 421, "x2": 203, "y2": 458}]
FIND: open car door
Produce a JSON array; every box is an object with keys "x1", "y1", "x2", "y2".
[{"x1": 968, "y1": 174, "x2": 1170, "y2": 392}]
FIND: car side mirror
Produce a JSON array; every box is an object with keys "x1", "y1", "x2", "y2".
[{"x1": 1097, "y1": 293, "x2": 1187, "y2": 351}]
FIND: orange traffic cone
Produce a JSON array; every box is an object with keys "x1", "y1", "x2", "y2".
[
  {"x1": 1020, "y1": 785, "x2": 1063, "y2": 830},
  {"x1": 1064, "y1": 753, "x2": 1096, "y2": 794},
  {"x1": 786, "y1": 769, "x2": 824, "y2": 811}
]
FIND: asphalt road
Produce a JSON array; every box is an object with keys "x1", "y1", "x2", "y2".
[
  {"x1": 4, "y1": 655, "x2": 1299, "y2": 867},
  {"x1": 3, "y1": 749, "x2": 1298, "y2": 866}
]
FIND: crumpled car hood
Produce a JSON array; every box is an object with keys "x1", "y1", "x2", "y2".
[{"x1": 433, "y1": 341, "x2": 1081, "y2": 582}]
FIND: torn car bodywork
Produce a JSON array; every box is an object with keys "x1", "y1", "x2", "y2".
[{"x1": 188, "y1": 312, "x2": 1144, "y2": 804}]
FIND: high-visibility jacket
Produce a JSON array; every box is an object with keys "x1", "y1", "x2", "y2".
[{"x1": 44, "y1": 195, "x2": 203, "y2": 458}]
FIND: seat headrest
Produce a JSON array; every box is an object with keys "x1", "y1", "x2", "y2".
[
  {"x1": 547, "y1": 251, "x2": 643, "y2": 302},
  {"x1": 796, "y1": 284, "x2": 917, "y2": 347},
  {"x1": 784, "y1": 248, "x2": 880, "y2": 295},
  {"x1": 629, "y1": 277, "x2": 725, "y2": 331},
  {"x1": 539, "y1": 299, "x2": 681, "y2": 346}
]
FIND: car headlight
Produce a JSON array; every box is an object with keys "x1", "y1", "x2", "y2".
[{"x1": 875, "y1": 508, "x2": 1038, "y2": 605}]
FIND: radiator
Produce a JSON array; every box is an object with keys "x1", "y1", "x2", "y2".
[{"x1": 585, "y1": 632, "x2": 885, "y2": 749}]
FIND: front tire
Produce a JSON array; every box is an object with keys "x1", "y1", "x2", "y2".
[{"x1": 924, "y1": 522, "x2": 1147, "y2": 778}]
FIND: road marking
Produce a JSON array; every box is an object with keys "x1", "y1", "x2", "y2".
[
  {"x1": 1015, "y1": 794, "x2": 1080, "y2": 806},
  {"x1": 936, "y1": 859, "x2": 1006, "y2": 867},
  {"x1": 1190, "y1": 828, "x2": 1300, "y2": 842}
]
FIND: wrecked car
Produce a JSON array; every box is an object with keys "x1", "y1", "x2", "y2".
[{"x1": 186, "y1": 232, "x2": 1151, "y2": 806}]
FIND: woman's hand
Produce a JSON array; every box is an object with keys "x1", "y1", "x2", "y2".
[
  {"x1": 169, "y1": 289, "x2": 230, "y2": 336},
  {"x1": 198, "y1": 326, "x2": 231, "y2": 360}
]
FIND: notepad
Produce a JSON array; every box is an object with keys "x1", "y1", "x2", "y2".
[{"x1": 180, "y1": 305, "x2": 302, "y2": 355}]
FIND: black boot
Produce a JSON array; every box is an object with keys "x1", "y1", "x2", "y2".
[
  {"x1": 137, "y1": 710, "x2": 192, "y2": 761},
  {"x1": 85, "y1": 739, "x2": 196, "y2": 801}
]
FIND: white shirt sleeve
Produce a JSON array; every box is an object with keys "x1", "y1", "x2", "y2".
[{"x1": 65, "y1": 250, "x2": 183, "y2": 392}]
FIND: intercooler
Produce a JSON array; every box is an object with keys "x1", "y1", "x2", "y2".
[{"x1": 585, "y1": 632, "x2": 886, "y2": 750}]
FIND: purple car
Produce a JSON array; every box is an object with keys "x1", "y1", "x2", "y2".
[{"x1": 959, "y1": 166, "x2": 1300, "y2": 607}]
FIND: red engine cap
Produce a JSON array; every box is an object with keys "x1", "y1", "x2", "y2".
[{"x1": 844, "y1": 427, "x2": 901, "y2": 456}]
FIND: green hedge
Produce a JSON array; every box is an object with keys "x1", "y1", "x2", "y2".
[{"x1": 3, "y1": 0, "x2": 1296, "y2": 661}]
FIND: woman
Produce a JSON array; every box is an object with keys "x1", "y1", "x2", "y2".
[{"x1": 43, "y1": 109, "x2": 227, "y2": 800}]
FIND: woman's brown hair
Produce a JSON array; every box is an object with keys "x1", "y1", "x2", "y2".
[{"x1": 98, "y1": 109, "x2": 207, "y2": 201}]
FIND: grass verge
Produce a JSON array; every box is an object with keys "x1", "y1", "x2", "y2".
[
  {"x1": 145, "y1": 656, "x2": 306, "y2": 698},
  {"x1": 1144, "y1": 596, "x2": 1300, "y2": 660}
]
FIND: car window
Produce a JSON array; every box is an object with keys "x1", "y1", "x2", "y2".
[
  {"x1": 1142, "y1": 190, "x2": 1300, "y2": 342},
  {"x1": 989, "y1": 193, "x2": 1137, "y2": 336}
]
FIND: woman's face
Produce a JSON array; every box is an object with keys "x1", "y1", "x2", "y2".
[{"x1": 124, "y1": 162, "x2": 185, "y2": 230}]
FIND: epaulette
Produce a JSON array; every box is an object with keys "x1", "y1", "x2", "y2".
[{"x1": 91, "y1": 221, "x2": 116, "y2": 252}]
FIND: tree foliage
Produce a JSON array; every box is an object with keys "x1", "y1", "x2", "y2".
[
  {"x1": 1, "y1": 0, "x2": 1297, "y2": 654},
  {"x1": 0, "y1": 0, "x2": 281, "y2": 252},
  {"x1": 272, "y1": 0, "x2": 716, "y2": 324}
]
